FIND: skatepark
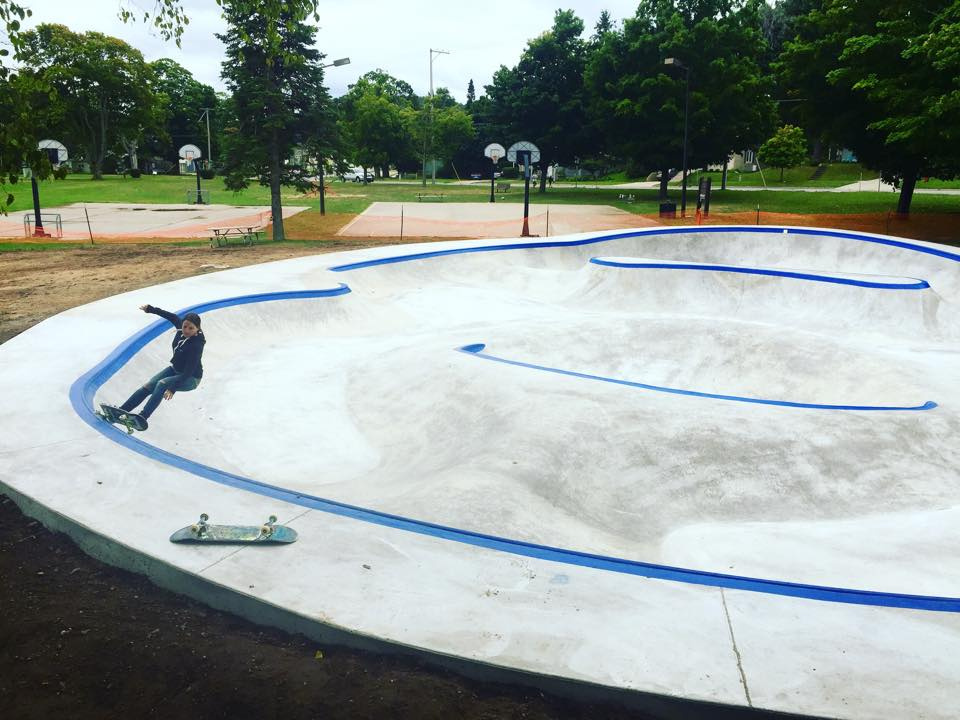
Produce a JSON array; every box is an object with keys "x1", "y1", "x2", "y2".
[{"x1": 2, "y1": 224, "x2": 959, "y2": 718}]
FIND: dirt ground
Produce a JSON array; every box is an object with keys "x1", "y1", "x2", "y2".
[{"x1": 1, "y1": 215, "x2": 955, "y2": 718}]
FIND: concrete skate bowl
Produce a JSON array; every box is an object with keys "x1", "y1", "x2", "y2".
[{"x1": 7, "y1": 226, "x2": 960, "y2": 719}]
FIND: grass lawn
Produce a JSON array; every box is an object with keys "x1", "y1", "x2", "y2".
[
  {"x1": 673, "y1": 163, "x2": 874, "y2": 188},
  {"x1": 675, "y1": 164, "x2": 960, "y2": 190},
  {"x1": 6, "y1": 172, "x2": 959, "y2": 221}
]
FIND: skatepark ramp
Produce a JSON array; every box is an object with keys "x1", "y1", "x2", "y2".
[{"x1": 3, "y1": 225, "x2": 960, "y2": 720}]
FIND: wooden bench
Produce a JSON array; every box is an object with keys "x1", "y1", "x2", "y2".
[
  {"x1": 495, "y1": 183, "x2": 511, "y2": 193},
  {"x1": 416, "y1": 193, "x2": 444, "y2": 202},
  {"x1": 209, "y1": 225, "x2": 266, "y2": 247}
]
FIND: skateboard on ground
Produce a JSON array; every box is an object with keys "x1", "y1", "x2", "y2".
[
  {"x1": 96, "y1": 403, "x2": 148, "y2": 434},
  {"x1": 169, "y1": 514, "x2": 298, "y2": 544}
]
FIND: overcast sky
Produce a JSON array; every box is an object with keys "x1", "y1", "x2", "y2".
[{"x1": 22, "y1": 0, "x2": 645, "y2": 101}]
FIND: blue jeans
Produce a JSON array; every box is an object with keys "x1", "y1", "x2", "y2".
[{"x1": 121, "y1": 366, "x2": 200, "y2": 419}]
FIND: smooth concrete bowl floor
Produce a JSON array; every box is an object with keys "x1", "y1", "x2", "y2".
[{"x1": 2, "y1": 226, "x2": 959, "y2": 719}]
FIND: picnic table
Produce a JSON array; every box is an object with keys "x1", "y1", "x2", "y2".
[
  {"x1": 209, "y1": 225, "x2": 265, "y2": 247},
  {"x1": 495, "y1": 183, "x2": 511, "y2": 193}
]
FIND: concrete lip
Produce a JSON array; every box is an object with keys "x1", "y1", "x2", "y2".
[{"x1": 2, "y1": 225, "x2": 959, "y2": 718}]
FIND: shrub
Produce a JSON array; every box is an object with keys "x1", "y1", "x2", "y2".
[
  {"x1": 199, "y1": 168, "x2": 216, "y2": 180},
  {"x1": 129, "y1": 168, "x2": 142, "y2": 178},
  {"x1": 499, "y1": 166, "x2": 519, "y2": 179}
]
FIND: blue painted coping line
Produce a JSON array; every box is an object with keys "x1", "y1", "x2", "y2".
[
  {"x1": 328, "y1": 225, "x2": 960, "y2": 273},
  {"x1": 458, "y1": 344, "x2": 936, "y2": 412},
  {"x1": 67, "y1": 253, "x2": 958, "y2": 611},
  {"x1": 587, "y1": 258, "x2": 931, "y2": 290}
]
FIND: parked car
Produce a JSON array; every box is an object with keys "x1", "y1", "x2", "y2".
[{"x1": 340, "y1": 167, "x2": 374, "y2": 183}]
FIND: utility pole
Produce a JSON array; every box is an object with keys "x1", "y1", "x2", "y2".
[{"x1": 423, "y1": 48, "x2": 449, "y2": 186}]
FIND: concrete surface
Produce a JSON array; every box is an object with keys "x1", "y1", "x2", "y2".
[
  {"x1": 2, "y1": 225, "x2": 960, "y2": 718},
  {"x1": 338, "y1": 201, "x2": 653, "y2": 238},
  {"x1": 0, "y1": 202, "x2": 309, "y2": 240}
]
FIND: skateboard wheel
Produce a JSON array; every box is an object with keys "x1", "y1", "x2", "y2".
[
  {"x1": 268, "y1": 515, "x2": 277, "y2": 524},
  {"x1": 200, "y1": 513, "x2": 209, "y2": 522}
]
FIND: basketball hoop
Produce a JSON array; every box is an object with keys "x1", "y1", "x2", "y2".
[
  {"x1": 484, "y1": 143, "x2": 506, "y2": 164},
  {"x1": 178, "y1": 144, "x2": 202, "y2": 161},
  {"x1": 506, "y1": 141, "x2": 540, "y2": 164}
]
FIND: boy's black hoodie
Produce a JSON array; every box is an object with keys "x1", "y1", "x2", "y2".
[{"x1": 145, "y1": 305, "x2": 205, "y2": 389}]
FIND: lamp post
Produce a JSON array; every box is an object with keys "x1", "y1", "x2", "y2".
[
  {"x1": 664, "y1": 57, "x2": 690, "y2": 218},
  {"x1": 317, "y1": 57, "x2": 351, "y2": 215},
  {"x1": 423, "y1": 48, "x2": 449, "y2": 186}
]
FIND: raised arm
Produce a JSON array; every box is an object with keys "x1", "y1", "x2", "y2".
[{"x1": 140, "y1": 304, "x2": 182, "y2": 328}]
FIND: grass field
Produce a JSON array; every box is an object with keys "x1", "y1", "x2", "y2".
[
  {"x1": 8, "y1": 173, "x2": 960, "y2": 216},
  {"x1": 674, "y1": 163, "x2": 872, "y2": 188}
]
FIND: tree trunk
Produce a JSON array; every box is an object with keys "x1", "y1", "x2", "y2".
[
  {"x1": 94, "y1": 98, "x2": 108, "y2": 181},
  {"x1": 270, "y1": 130, "x2": 285, "y2": 241},
  {"x1": 659, "y1": 167, "x2": 670, "y2": 201},
  {"x1": 811, "y1": 139, "x2": 823, "y2": 163},
  {"x1": 896, "y1": 169, "x2": 918, "y2": 217},
  {"x1": 780, "y1": 167, "x2": 785, "y2": 182}
]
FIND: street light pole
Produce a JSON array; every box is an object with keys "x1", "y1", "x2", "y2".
[
  {"x1": 318, "y1": 57, "x2": 351, "y2": 215},
  {"x1": 200, "y1": 108, "x2": 213, "y2": 164},
  {"x1": 423, "y1": 48, "x2": 449, "y2": 186},
  {"x1": 664, "y1": 58, "x2": 690, "y2": 217}
]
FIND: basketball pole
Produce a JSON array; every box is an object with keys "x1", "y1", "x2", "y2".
[
  {"x1": 520, "y1": 150, "x2": 531, "y2": 237},
  {"x1": 31, "y1": 174, "x2": 48, "y2": 237}
]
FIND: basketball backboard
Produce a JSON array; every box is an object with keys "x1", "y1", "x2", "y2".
[{"x1": 484, "y1": 143, "x2": 506, "y2": 163}]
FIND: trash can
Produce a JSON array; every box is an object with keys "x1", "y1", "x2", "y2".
[{"x1": 659, "y1": 201, "x2": 676, "y2": 218}]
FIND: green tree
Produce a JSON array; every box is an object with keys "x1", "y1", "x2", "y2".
[
  {"x1": 759, "y1": 124, "x2": 807, "y2": 180},
  {"x1": 486, "y1": 9, "x2": 592, "y2": 192},
  {"x1": 337, "y1": 70, "x2": 418, "y2": 177},
  {"x1": 465, "y1": 79, "x2": 476, "y2": 109},
  {"x1": 592, "y1": 9, "x2": 615, "y2": 43},
  {"x1": 586, "y1": 0, "x2": 776, "y2": 200},
  {"x1": 1, "y1": 0, "x2": 187, "y2": 210},
  {"x1": 778, "y1": 0, "x2": 960, "y2": 214},
  {"x1": 146, "y1": 59, "x2": 219, "y2": 166},
  {"x1": 218, "y1": 0, "x2": 334, "y2": 241},
  {"x1": 17, "y1": 24, "x2": 163, "y2": 179}
]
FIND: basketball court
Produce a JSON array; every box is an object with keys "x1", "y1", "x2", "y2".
[
  {"x1": 0, "y1": 203, "x2": 309, "y2": 241},
  {"x1": 337, "y1": 201, "x2": 656, "y2": 238}
]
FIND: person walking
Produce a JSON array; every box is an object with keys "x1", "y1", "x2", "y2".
[{"x1": 114, "y1": 304, "x2": 206, "y2": 429}]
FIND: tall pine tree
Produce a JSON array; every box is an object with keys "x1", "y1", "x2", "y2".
[{"x1": 218, "y1": 0, "x2": 335, "y2": 240}]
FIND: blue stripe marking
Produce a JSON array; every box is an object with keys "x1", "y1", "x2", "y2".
[
  {"x1": 458, "y1": 343, "x2": 936, "y2": 412},
  {"x1": 68, "y1": 233, "x2": 960, "y2": 612},
  {"x1": 328, "y1": 225, "x2": 960, "y2": 272},
  {"x1": 588, "y1": 258, "x2": 930, "y2": 290}
]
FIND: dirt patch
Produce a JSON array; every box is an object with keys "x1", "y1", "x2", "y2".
[{"x1": 0, "y1": 237, "x2": 421, "y2": 344}]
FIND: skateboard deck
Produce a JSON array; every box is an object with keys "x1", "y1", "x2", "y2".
[
  {"x1": 169, "y1": 514, "x2": 298, "y2": 544},
  {"x1": 97, "y1": 403, "x2": 148, "y2": 433}
]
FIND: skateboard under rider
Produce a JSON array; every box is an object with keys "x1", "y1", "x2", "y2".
[{"x1": 97, "y1": 403, "x2": 148, "y2": 434}]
